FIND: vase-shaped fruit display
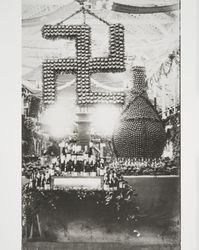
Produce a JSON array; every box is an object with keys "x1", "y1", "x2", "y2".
[{"x1": 112, "y1": 66, "x2": 166, "y2": 159}]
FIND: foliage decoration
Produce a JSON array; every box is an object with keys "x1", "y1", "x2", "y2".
[
  {"x1": 22, "y1": 183, "x2": 139, "y2": 240},
  {"x1": 164, "y1": 112, "x2": 180, "y2": 166}
]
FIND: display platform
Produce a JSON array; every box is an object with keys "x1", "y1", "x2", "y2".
[
  {"x1": 49, "y1": 175, "x2": 180, "y2": 220},
  {"x1": 22, "y1": 175, "x2": 179, "y2": 245},
  {"x1": 124, "y1": 175, "x2": 180, "y2": 220},
  {"x1": 51, "y1": 176, "x2": 103, "y2": 190}
]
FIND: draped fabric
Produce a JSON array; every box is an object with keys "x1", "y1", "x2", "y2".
[{"x1": 112, "y1": 2, "x2": 179, "y2": 14}]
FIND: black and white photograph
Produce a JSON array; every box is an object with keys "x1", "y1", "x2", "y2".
[{"x1": 20, "y1": 1, "x2": 182, "y2": 249}]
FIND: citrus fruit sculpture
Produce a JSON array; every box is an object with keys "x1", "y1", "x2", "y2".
[{"x1": 112, "y1": 66, "x2": 166, "y2": 159}]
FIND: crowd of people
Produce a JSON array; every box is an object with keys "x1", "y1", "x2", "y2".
[
  {"x1": 103, "y1": 169, "x2": 125, "y2": 190},
  {"x1": 109, "y1": 157, "x2": 178, "y2": 176},
  {"x1": 22, "y1": 156, "x2": 106, "y2": 189},
  {"x1": 22, "y1": 155, "x2": 178, "y2": 190}
]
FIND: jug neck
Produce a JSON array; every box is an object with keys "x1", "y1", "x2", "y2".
[{"x1": 130, "y1": 66, "x2": 147, "y2": 93}]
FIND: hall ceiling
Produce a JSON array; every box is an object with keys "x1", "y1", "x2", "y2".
[{"x1": 22, "y1": 0, "x2": 180, "y2": 108}]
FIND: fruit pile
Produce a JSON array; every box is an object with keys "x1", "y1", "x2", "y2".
[{"x1": 113, "y1": 66, "x2": 166, "y2": 159}]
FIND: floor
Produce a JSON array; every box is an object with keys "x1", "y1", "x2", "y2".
[
  {"x1": 23, "y1": 217, "x2": 180, "y2": 250},
  {"x1": 23, "y1": 242, "x2": 180, "y2": 250}
]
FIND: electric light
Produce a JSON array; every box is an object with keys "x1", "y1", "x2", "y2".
[
  {"x1": 91, "y1": 105, "x2": 121, "y2": 135},
  {"x1": 40, "y1": 103, "x2": 75, "y2": 138}
]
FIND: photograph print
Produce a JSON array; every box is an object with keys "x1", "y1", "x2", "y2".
[{"x1": 22, "y1": 0, "x2": 180, "y2": 249}]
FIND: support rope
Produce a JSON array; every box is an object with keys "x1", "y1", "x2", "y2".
[{"x1": 55, "y1": 2, "x2": 110, "y2": 26}]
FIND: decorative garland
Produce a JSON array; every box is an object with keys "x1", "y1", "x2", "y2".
[
  {"x1": 24, "y1": 117, "x2": 36, "y2": 131},
  {"x1": 42, "y1": 21, "x2": 125, "y2": 105},
  {"x1": 147, "y1": 50, "x2": 179, "y2": 86},
  {"x1": 164, "y1": 112, "x2": 180, "y2": 166},
  {"x1": 29, "y1": 96, "x2": 41, "y2": 118},
  {"x1": 22, "y1": 115, "x2": 36, "y2": 156},
  {"x1": 22, "y1": 185, "x2": 139, "y2": 240},
  {"x1": 22, "y1": 85, "x2": 32, "y2": 101},
  {"x1": 22, "y1": 85, "x2": 41, "y2": 119}
]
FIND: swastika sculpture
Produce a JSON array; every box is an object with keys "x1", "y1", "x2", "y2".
[{"x1": 42, "y1": 24, "x2": 126, "y2": 105}]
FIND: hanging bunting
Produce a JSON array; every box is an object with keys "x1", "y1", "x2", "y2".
[{"x1": 147, "y1": 49, "x2": 179, "y2": 85}]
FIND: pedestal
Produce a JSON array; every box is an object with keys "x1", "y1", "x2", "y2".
[{"x1": 76, "y1": 110, "x2": 91, "y2": 149}]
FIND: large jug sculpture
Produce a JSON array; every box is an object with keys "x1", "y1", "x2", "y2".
[{"x1": 112, "y1": 66, "x2": 166, "y2": 159}]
